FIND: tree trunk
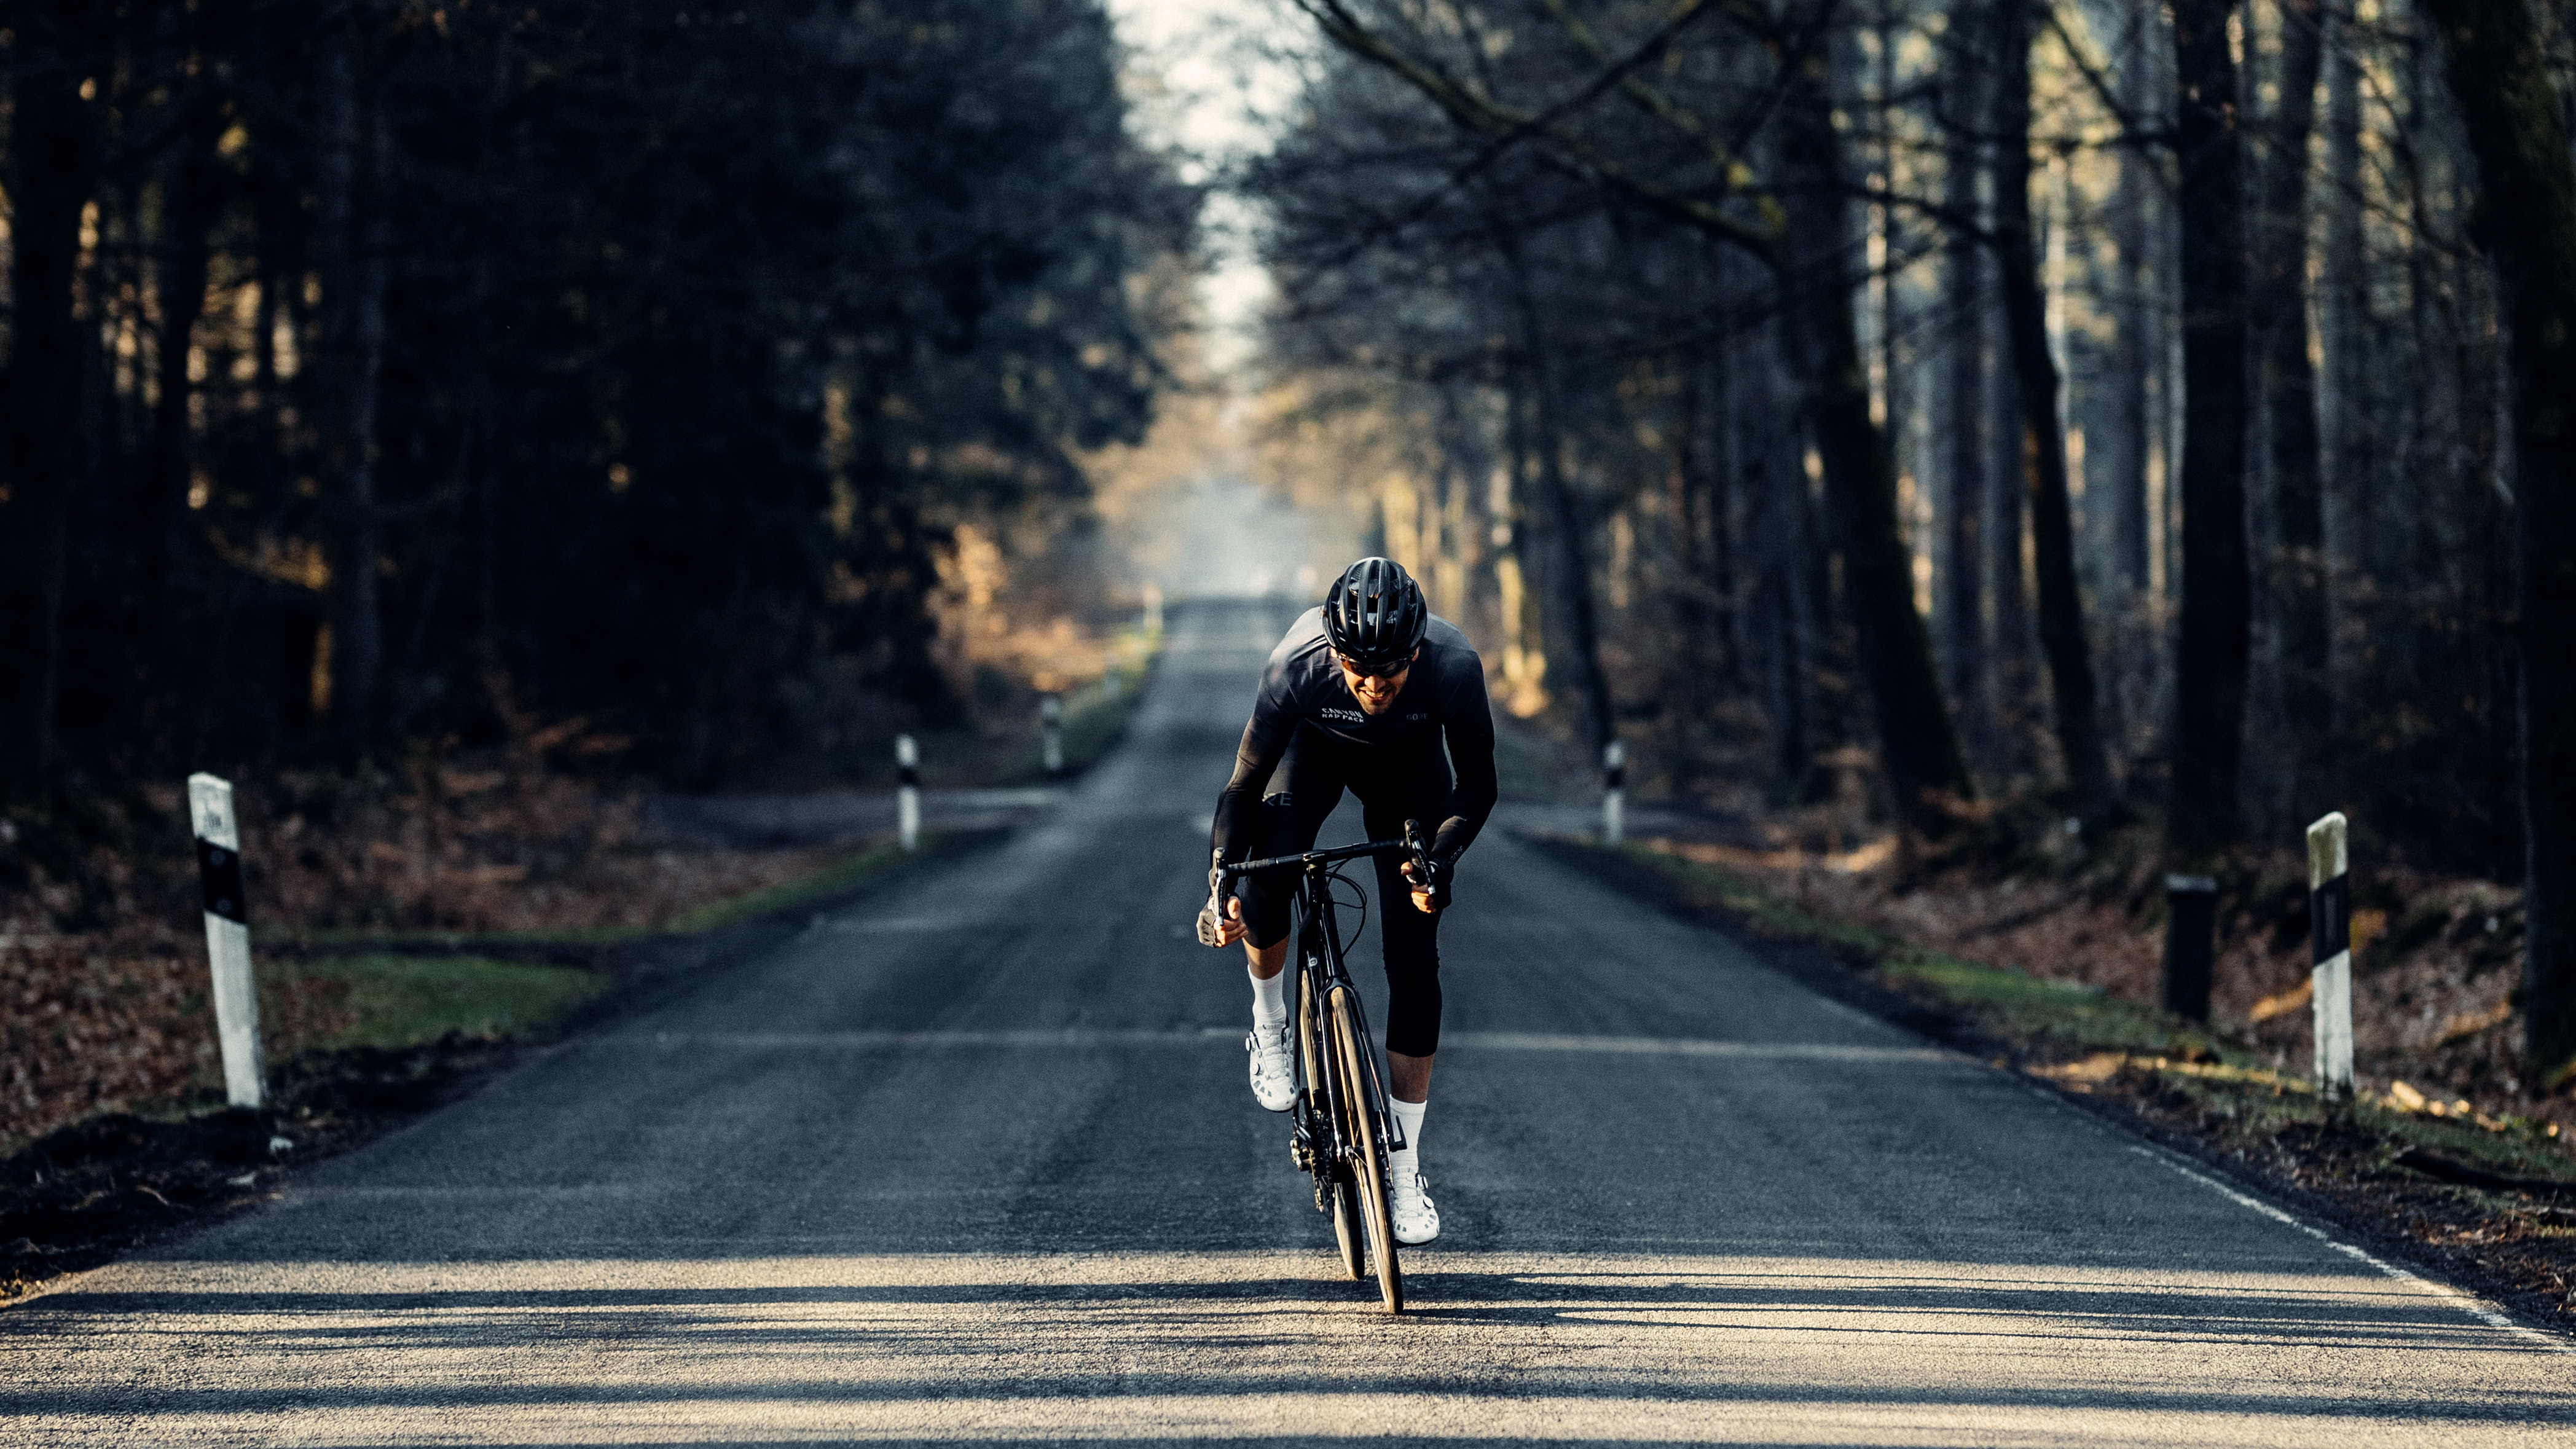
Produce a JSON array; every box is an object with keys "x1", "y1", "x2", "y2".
[
  {"x1": 2412, "y1": 0, "x2": 2576, "y2": 1080},
  {"x1": 2260, "y1": 0, "x2": 2331, "y2": 817},
  {"x1": 2320, "y1": 0, "x2": 2365, "y2": 725},
  {"x1": 315, "y1": 10, "x2": 388, "y2": 752},
  {"x1": 149, "y1": 106, "x2": 220, "y2": 602},
  {"x1": 1528, "y1": 358, "x2": 1616, "y2": 752},
  {"x1": 1, "y1": 3, "x2": 103, "y2": 796},
  {"x1": 1990, "y1": 0, "x2": 2121, "y2": 824},
  {"x1": 2167, "y1": 0, "x2": 2254, "y2": 862},
  {"x1": 1499, "y1": 235, "x2": 1617, "y2": 752},
  {"x1": 1672, "y1": 349, "x2": 1722, "y2": 729},
  {"x1": 1708, "y1": 331, "x2": 1749, "y2": 688},
  {"x1": 1762, "y1": 463, "x2": 1822, "y2": 806},
  {"x1": 1494, "y1": 367, "x2": 1541, "y2": 704},
  {"x1": 1987, "y1": 316, "x2": 2032, "y2": 772},
  {"x1": 1778, "y1": 52, "x2": 1977, "y2": 827},
  {"x1": 2111, "y1": 148, "x2": 2156, "y2": 608},
  {"x1": 1942, "y1": 0, "x2": 1990, "y2": 767}
]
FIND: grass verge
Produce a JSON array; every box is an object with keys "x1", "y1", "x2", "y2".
[
  {"x1": 1004, "y1": 627, "x2": 1158, "y2": 784},
  {"x1": 660, "y1": 841, "x2": 919, "y2": 934},
  {"x1": 267, "y1": 954, "x2": 608, "y2": 1050}
]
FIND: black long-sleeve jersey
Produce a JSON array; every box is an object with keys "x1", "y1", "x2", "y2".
[{"x1": 1209, "y1": 607, "x2": 1499, "y2": 870}]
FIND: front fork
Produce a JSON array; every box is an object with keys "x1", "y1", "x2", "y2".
[{"x1": 1288, "y1": 936, "x2": 1340, "y2": 1207}]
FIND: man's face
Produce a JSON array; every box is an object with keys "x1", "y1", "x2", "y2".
[{"x1": 1337, "y1": 649, "x2": 1417, "y2": 715}]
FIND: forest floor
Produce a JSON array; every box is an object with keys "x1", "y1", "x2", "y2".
[
  {"x1": 1488, "y1": 716, "x2": 2576, "y2": 1332},
  {"x1": 0, "y1": 648, "x2": 1155, "y2": 1299}
]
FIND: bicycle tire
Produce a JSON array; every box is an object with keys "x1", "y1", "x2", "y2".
[
  {"x1": 1330, "y1": 1176, "x2": 1365, "y2": 1279},
  {"x1": 1305, "y1": 967, "x2": 1365, "y2": 1278},
  {"x1": 1329, "y1": 986, "x2": 1402, "y2": 1313},
  {"x1": 1296, "y1": 959, "x2": 1323, "y2": 1120}
]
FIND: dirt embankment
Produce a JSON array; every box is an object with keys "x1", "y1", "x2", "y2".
[
  {"x1": 1658, "y1": 813, "x2": 2557, "y2": 1118},
  {"x1": 2, "y1": 756, "x2": 847, "y2": 1154}
]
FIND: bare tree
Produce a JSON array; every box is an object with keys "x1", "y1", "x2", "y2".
[
  {"x1": 1989, "y1": 0, "x2": 2120, "y2": 825},
  {"x1": 2256, "y1": 0, "x2": 2330, "y2": 822},
  {"x1": 2166, "y1": 0, "x2": 2253, "y2": 862},
  {"x1": 2413, "y1": 0, "x2": 2576, "y2": 1080}
]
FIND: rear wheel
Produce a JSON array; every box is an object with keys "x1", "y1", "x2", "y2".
[{"x1": 1329, "y1": 986, "x2": 1402, "y2": 1313}]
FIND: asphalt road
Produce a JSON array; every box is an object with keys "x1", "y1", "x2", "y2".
[{"x1": 7, "y1": 600, "x2": 2569, "y2": 1447}]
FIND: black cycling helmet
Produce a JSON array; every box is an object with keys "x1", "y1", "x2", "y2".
[{"x1": 1322, "y1": 556, "x2": 1427, "y2": 673}]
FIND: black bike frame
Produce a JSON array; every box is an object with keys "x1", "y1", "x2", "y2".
[
  {"x1": 1294, "y1": 855, "x2": 1392, "y2": 1171},
  {"x1": 1223, "y1": 827, "x2": 1429, "y2": 1191}
]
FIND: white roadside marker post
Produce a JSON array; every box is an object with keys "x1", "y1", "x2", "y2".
[
  {"x1": 896, "y1": 734, "x2": 921, "y2": 852},
  {"x1": 1601, "y1": 739, "x2": 1625, "y2": 847},
  {"x1": 2307, "y1": 811, "x2": 2355, "y2": 1101},
  {"x1": 187, "y1": 773, "x2": 264, "y2": 1109},
  {"x1": 1040, "y1": 694, "x2": 1065, "y2": 776}
]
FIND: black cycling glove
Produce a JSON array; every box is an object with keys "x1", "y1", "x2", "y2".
[{"x1": 1407, "y1": 857, "x2": 1451, "y2": 913}]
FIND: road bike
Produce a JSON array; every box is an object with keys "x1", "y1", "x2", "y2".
[{"x1": 1204, "y1": 822, "x2": 1432, "y2": 1313}]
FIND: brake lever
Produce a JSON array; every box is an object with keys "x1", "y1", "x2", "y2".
[{"x1": 1401, "y1": 819, "x2": 1437, "y2": 901}]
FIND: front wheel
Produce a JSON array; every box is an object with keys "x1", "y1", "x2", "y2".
[
  {"x1": 1329, "y1": 1175, "x2": 1365, "y2": 1279},
  {"x1": 1329, "y1": 986, "x2": 1402, "y2": 1313}
]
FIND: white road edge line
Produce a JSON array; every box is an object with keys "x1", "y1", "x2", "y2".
[
  {"x1": 2124, "y1": 1142, "x2": 2567, "y2": 1352},
  {"x1": 590, "y1": 1030, "x2": 1951, "y2": 1062}
]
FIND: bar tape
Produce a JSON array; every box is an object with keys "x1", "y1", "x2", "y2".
[
  {"x1": 197, "y1": 837, "x2": 247, "y2": 924},
  {"x1": 2311, "y1": 871, "x2": 2350, "y2": 964}
]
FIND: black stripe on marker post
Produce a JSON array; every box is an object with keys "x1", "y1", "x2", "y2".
[
  {"x1": 198, "y1": 838, "x2": 248, "y2": 925},
  {"x1": 2310, "y1": 870, "x2": 2349, "y2": 965}
]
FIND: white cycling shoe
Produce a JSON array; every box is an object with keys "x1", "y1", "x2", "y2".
[
  {"x1": 1389, "y1": 1164, "x2": 1441, "y2": 1244},
  {"x1": 1246, "y1": 1023, "x2": 1296, "y2": 1112}
]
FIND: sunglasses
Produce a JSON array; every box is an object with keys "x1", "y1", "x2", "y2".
[{"x1": 1335, "y1": 653, "x2": 1412, "y2": 683}]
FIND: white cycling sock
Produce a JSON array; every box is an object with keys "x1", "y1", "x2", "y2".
[
  {"x1": 1249, "y1": 965, "x2": 1287, "y2": 1031},
  {"x1": 1389, "y1": 1096, "x2": 1427, "y2": 1170}
]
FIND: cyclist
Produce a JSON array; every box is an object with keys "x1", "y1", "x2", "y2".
[{"x1": 1203, "y1": 556, "x2": 1497, "y2": 1245}]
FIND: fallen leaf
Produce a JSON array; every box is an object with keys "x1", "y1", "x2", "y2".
[
  {"x1": 2033, "y1": 1051, "x2": 2129, "y2": 1086},
  {"x1": 2435, "y1": 1000, "x2": 2513, "y2": 1046},
  {"x1": 2251, "y1": 978, "x2": 2314, "y2": 1023}
]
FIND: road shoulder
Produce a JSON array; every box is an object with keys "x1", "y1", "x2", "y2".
[{"x1": 1522, "y1": 831, "x2": 2576, "y2": 1343}]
